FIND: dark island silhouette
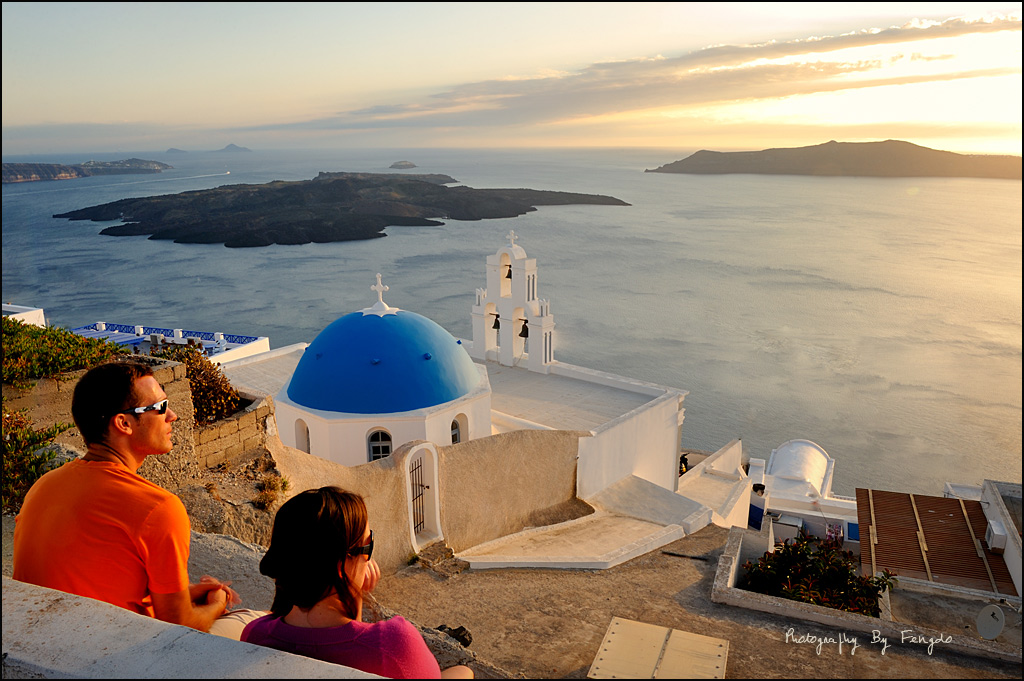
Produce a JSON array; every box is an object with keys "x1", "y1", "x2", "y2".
[
  {"x1": 2, "y1": 158, "x2": 172, "y2": 184},
  {"x1": 646, "y1": 140, "x2": 1021, "y2": 180},
  {"x1": 53, "y1": 171, "x2": 629, "y2": 248}
]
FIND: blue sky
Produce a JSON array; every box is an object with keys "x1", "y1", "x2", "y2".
[{"x1": 2, "y1": 2, "x2": 1020, "y2": 154}]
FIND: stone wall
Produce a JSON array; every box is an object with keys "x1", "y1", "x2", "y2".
[
  {"x1": 1, "y1": 358, "x2": 202, "y2": 490},
  {"x1": 194, "y1": 391, "x2": 275, "y2": 468}
]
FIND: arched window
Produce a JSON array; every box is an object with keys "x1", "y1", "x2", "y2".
[
  {"x1": 451, "y1": 419, "x2": 461, "y2": 444},
  {"x1": 295, "y1": 419, "x2": 310, "y2": 454},
  {"x1": 368, "y1": 430, "x2": 392, "y2": 462}
]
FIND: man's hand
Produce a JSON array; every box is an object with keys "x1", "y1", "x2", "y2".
[
  {"x1": 152, "y1": 583, "x2": 227, "y2": 632},
  {"x1": 192, "y1": 575, "x2": 241, "y2": 608}
]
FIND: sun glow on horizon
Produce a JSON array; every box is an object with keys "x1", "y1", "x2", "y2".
[{"x1": 1, "y1": 4, "x2": 1020, "y2": 155}]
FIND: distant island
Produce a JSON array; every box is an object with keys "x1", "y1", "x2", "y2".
[
  {"x1": 646, "y1": 140, "x2": 1022, "y2": 180},
  {"x1": 53, "y1": 171, "x2": 629, "y2": 248},
  {"x1": 2, "y1": 158, "x2": 173, "y2": 184},
  {"x1": 165, "y1": 148, "x2": 187, "y2": 154},
  {"x1": 213, "y1": 144, "x2": 251, "y2": 153},
  {"x1": 390, "y1": 160, "x2": 417, "y2": 169}
]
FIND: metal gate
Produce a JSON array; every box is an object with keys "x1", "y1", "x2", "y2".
[{"x1": 410, "y1": 454, "x2": 425, "y2": 534}]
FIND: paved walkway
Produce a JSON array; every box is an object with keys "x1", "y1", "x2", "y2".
[
  {"x1": 459, "y1": 511, "x2": 685, "y2": 569},
  {"x1": 459, "y1": 475, "x2": 730, "y2": 570}
]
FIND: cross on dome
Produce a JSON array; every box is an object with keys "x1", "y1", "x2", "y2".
[
  {"x1": 506, "y1": 230, "x2": 518, "y2": 246},
  {"x1": 362, "y1": 272, "x2": 400, "y2": 316},
  {"x1": 371, "y1": 273, "x2": 389, "y2": 305}
]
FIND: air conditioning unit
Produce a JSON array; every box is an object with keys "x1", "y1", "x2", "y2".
[{"x1": 985, "y1": 520, "x2": 1007, "y2": 554}]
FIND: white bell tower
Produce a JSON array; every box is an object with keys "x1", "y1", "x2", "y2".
[{"x1": 470, "y1": 231, "x2": 555, "y2": 372}]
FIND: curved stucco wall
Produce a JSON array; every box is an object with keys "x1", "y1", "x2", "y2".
[
  {"x1": 436, "y1": 429, "x2": 587, "y2": 552},
  {"x1": 267, "y1": 436, "x2": 419, "y2": 572}
]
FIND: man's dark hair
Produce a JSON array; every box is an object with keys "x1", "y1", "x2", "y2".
[
  {"x1": 260, "y1": 486, "x2": 368, "y2": 619},
  {"x1": 72, "y1": 361, "x2": 154, "y2": 445}
]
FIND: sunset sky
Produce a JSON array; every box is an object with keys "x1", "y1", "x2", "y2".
[{"x1": 2, "y1": 2, "x2": 1021, "y2": 155}]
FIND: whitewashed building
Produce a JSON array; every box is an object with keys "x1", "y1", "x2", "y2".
[{"x1": 270, "y1": 233, "x2": 690, "y2": 498}]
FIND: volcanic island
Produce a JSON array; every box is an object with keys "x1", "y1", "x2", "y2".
[{"x1": 53, "y1": 172, "x2": 629, "y2": 248}]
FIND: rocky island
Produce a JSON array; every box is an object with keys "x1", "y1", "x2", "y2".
[
  {"x1": 390, "y1": 160, "x2": 417, "y2": 169},
  {"x1": 213, "y1": 143, "x2": 251, "y2": 153},
  {"x1": 2, "y1": 158, "x2": 173, "y2": 184},
  {"x1": 53, "y1": 171, "x2": 629, "y2": 247},
  {"x1": 646, "y1": 140, "x2": 1022, "y2": 180}
]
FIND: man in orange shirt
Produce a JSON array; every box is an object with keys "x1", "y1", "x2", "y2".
[{"x1": 13, "y1": 361, "x2": 232, "y2": 632}]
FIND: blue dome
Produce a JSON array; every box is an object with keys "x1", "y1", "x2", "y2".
[{"x1": 288, "y1": 310, "x2": 480, "y2": 414}]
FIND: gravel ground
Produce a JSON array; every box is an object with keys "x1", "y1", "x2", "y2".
[{"x1": 374, "y1": 525, "x2": 1021, "y2": 679}]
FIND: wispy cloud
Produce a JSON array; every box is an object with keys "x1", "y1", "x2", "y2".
[{"x1": 238, "y1": 15, "x2": 1020, "y2": 135}]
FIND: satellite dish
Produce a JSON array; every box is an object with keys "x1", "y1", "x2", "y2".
[{"x1": 976, "y1": 604, "x2": 1005, "y2": 640}]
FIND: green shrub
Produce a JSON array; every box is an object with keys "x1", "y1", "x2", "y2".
[
  {"x1": 2, "y1": 317, "x2": 128, "y2": 386},
  {"x1": 151, "y1": 345, "x2": 242, "y2": 423},
  {"x1": 2, "y1": 406, "x2": 72, "y2": 513},
  {"x1": 739, "y1": 529, "x2": 897, "y2": 617}
]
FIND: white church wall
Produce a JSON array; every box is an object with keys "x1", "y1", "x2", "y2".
[
  {"x1": 423, "y1": 389, "x2": 492, "y2": 445},
  {"x1": 578, "y1": 392, "x2": 682, "y2": 499},
  {"x1": 275, "y1": 365, "x2": 491, "y2": 466}
]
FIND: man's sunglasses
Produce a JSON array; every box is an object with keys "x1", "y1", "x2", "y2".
[
  {"x1": 349, "y1": 530, "x2": 374, "y2": 560},
  {"x1": 119, "y1": 399, "x2": 169, "y2": 416}
]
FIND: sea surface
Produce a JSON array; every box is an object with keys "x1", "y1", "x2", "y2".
[{"x1": 3, "y1": 147, "x2": 1021, "y2": 496}]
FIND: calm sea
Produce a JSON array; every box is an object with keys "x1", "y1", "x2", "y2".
[{"x1": 2, "y1": 147, "x2": 1021, "y2": 496}]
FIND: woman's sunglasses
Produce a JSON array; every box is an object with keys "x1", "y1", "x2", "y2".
[{"x1": 349, "y1": 530, "x2": 374, "y2": 560}]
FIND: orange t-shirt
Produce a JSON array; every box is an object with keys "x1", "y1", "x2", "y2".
[{"x1": 13, "y1": 458, "x2": 191, "y2": 617}]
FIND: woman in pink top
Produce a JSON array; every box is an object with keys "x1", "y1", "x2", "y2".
[{"x1": 241, "y1": 487, "x2": 472, "y2": 679}]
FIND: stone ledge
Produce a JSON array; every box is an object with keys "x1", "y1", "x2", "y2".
[{"x1": 2, "y1": 577, "x2": 379, "y2": 679}]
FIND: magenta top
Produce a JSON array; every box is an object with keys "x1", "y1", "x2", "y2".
[{"x1": 241, "y1": 614, "x2": 442, "y2": 679}]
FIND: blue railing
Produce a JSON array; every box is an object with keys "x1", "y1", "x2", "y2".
[{"x1": 84, "y1": 323, "x2": 260, "y2": 345}]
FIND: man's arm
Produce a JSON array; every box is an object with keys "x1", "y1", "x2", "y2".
[{"x1": 151, "y1": 582, "x2": 228, "y2": 631}]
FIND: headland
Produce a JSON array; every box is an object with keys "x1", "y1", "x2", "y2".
[
  {"x1": 646, "y1": 140, "x2": 1022, "y2": 179},
  {"x1": 2, "y1": 158, "x2": 173, "y2": 184}
]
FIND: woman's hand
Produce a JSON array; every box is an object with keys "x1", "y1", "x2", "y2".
[{"x1": 362, "y1": 558, "x2": 381, "y2": 593}]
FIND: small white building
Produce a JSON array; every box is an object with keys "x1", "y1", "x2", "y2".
[
  {"x1": 747, "y1": 439, "x2": 859, "y2": 544},
  {"x1": 2, "y1": 303, "x2": 46, "y2": 327},
  {"x1": 275, "y1": 275, "x2": 492, "y2": 466}
]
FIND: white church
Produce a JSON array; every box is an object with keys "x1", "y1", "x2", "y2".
[{"x1": 270, "y1": 231, "x2": 689, "y2": 499}]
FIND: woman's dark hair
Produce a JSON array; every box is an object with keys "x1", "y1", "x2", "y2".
[
  {"x1": 72, "y1": 361, "x2": 154, "y2": 445},
  {"x1": 260, "y1": 486, "x2": 368, "y2": 618}
]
